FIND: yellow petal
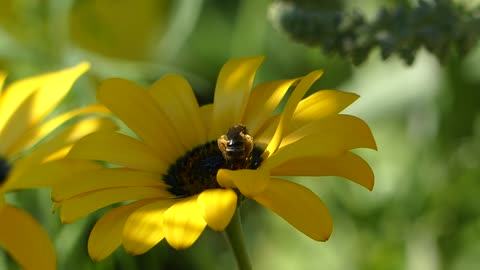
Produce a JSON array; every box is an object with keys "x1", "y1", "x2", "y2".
[
  {"x1": 287, "y1": 90, "x2": 359, "y2": 134},
  {"x1": 162, "y1": 196, "x2": 207, "y2": 249},
  {"x1": 5, "y1": 104, "x2": 110, "y2": 158},
  {"x1": 5, "y1": 117, "x2": 116, "y2": 189},
  {"x1": 0, "y1": 75, "x2": 47, "y2": 131},
  {"x1": 0, "y1": 62, "x2": 89, "y2": 155},
  {"x1": 263, "y1": 70, "x2": 323, "y2": 159},
  {"x1": 0, "y1": 205, "x2": 56, "y2": 270},
  {"x1": 242, "y1": 78, "x2": 299, "y2": 136},
  {"x1": 210, "y1": 56, "x2": 265, "y2": 138},
  {"x1": 32, "y1": 117, "x2": 118, "y2": 162},
  {"x1": 58, "y1": 186, "x2": 170, "y2": 223},
  {"x1": 281, "y1": 114, "x2": 377, "y2": 149},
  {"x1": 270, "y1": 152, "x2": 375, "y2": 191},
  {"x1": 41, "y1": 145, "x2": 72, "y2": 163},
  {"x1": 217, "y1": 169, "x2": 270, "y2": 197},
  {"x1": 4, "y1": 159, "x2": 102, "y2": 191},
  {"x1": 42, "y1": 117, "x2": 117, "y2": 156},
  {"x1": 52, "y1": 168, "x2": 168, "y2": 201},
  {"x1": 88, "y1": 200, "x2": 154, "y2": 261},
  {"x1": 254, "y1": 115, "x2": 279, "y2": 147},
  {"x1": 253, "y1": 178, "x2": 333, "y2": 241},
  {"x1": 97, "y1": 78, "x2": 183, "y2": 162},
  {"x1": 260, "y1": 135, "x2": 346, "y2": 170},
  {"x1": 197, "y1": 189, "x2": 237, "y2": 231},
  {"x1": 123, "y1": 199, "x2": 175, "y2": 255},
  {"x1": 148, "y1": 74, "x2": 206, "y2": 150},
  {"x1": 68, "y1": 130, "x2": 168, "y2": 173}
]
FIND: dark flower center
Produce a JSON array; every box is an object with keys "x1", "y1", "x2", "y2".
[
  {"x1": 163, "y1": 140, "x2": 263, "y2": 197},
  {"x1": 0, "y1": 157, "x2": 10, "y2": 186}
]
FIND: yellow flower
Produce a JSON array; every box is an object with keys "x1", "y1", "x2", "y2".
[
  {"x1": 51, "y1": 56, "x2": 376, "y2": 261},
  {"x1": 0, "y1": 64, "x2": 115, "y2": 270}
]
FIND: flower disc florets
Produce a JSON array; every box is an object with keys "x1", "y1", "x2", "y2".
[
  {"x1": 0, "y1": 158, "x2": 10, "y2": 185},
  {"x1": 163, "y1": 125, "x2": 263, "y2": 197}
]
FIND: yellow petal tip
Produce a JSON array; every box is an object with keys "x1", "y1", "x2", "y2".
[{"x1": 76, "y1": 62, "x2": 91, "y2": 72}]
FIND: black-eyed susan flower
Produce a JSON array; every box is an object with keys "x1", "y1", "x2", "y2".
[
  {"x1": 0, "y1": 64, "x2": 115, "y2": 270},
  {"x1": 51, "y1": 56, "x2": 376, "y2": 263}
]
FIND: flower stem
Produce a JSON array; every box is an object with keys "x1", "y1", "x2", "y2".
[{"x1": 224, "y1": 210, "x2": 252, "y2": 270}]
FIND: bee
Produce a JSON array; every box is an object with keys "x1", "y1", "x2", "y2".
[{"x1": 217, "y1": 124, "x2": 254, "y2": 170}]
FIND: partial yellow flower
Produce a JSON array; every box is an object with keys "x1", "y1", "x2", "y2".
[
  {"x1": 51, "y1": 56, "x2": 376, "y2": 261},
  {"x1": 69, "y1": 0, "x2": 170, "y2": 60},
  {"x1": 0, "y1": 64, "x2": 115, "y2": 270}
]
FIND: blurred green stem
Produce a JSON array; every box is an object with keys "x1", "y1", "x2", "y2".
[{"x1": 224, "y1": 210, "x2": 252, "y2": 270}]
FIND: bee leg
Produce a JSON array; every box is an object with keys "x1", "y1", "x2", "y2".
[{"x1": 217, "y1": 135, "x2": 228, "y2": 160}]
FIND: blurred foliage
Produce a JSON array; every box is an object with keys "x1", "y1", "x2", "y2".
[
  {"x1": 269, "y1": 0, "x2": 480, "y2": 65},
  {"x1": 1, "y1": 0, "x2": 480, "y2": 269}
]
